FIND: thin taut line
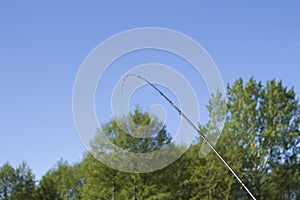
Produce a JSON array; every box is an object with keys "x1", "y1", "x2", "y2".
[{"x1": 123, "y1": 73, "x2": 256, "y2": 200}]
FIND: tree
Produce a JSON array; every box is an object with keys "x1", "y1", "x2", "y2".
[
  {"x1": 187, "y1": 94, "x2": 234, "y2": 200},
  {"x1": 79, "y1": 153, "x2": 124, "y2": 200},
  {"x1": 187, "y1": 78, "x2": 300, "y2": 199},
  {"x1": 11, "y1": 161, "x2": 35, "y2": 200},
  {"x1": 81, "y1": 107, "x2": 174, "y2": 199},
  {"x1": 1, "y1": 77, "x2": 298, "y2": 200},
  {"x1": 0, "y1": 163, "x2": 16, "y2": 200},
  {"x1": 34, "y1": 160, "x2": 82, "y2": 200},
  {"x1": 225, "y1": 78, "x2": 300, "y2": 199},
  {"x1": 0, "y1": 162, "x2": 35, "y2": 200}
]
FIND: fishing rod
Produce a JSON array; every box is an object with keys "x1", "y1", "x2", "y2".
[{"x1": 123, "y1": 74, "x2": 256, "y2": 200}]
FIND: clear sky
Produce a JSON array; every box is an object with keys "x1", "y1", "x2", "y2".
[{"x1": 1, "y1": 1, "x2": 299, "y2": 180}]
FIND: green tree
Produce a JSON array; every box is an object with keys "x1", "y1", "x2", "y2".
[
  {"x1": 225, "y1": 78, "x2": 300, "y2": 199},
  {"x1": 188, "y1": 78, "x2": 300, "y2": 200},
  {"x1": 79, "y1": 153, "x2": 124, "y2": 200},
  {"x1": 0, "y1": 162, "x2": 35, "y2": 200},
  {"x1": 7, "y1": 77, "x2": 297, "y2": 200},
  {"x1": 0, "y1": 163, "x2": 16, "y2": 200},
  {"x1": 81, "y1": 107, "x2": 174, "y2": 199},
  {"x1": 11, "y1": 161, "x2": 35, "y2": 200},
  {"x1": 35, "y1": 160, "x2": 82, "y2": 200}
]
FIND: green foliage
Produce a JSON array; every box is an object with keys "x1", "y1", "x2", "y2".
[
  {"x1": 1, "y1": 78, "x2": 299, "y2": 199},
  {"x1": 225, "y1": 78, "x2": 300, "y2": 199},
  {"x1": 181, "y1": 78, "x2": 300, "y2": 200},
  {"x1": 81, "y1": 107, "x2": 175, "y2": 199},
  {"x1": 92, "y1": 107, "x2": 171, "y2": 153},
  {"x1": 79, "y1": 154, "x2": 123, "y2": 200},
  {"x1": 34, "y1": 160, "x2": 82, "y2": 200},
  {"x1": 11, "y1": 162, "x2": 36, "y2": 200},
  {"x1": 0, "y1": 162, "x2": 35, "y2": 200},
  {"x1": 0, "y1": 163, "x2": 16, "y2": 200}
]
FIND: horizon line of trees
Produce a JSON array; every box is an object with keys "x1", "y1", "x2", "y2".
[{"x1": 1, "y1": 77, "x2": 299, "y2": 200}]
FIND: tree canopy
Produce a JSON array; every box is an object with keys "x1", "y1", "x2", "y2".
[{"x1": 1, "y1": 78, "x2": 299, "y2": 200}]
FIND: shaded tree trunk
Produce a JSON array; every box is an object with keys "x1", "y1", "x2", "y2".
[
  {"x1": 112, "y1": 171, "x2": 116, "y2": 200},
  {"x1": 132, "y1": 174, "x2": 137, "y2": 200}
]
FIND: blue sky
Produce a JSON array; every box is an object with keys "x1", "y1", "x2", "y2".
[{"x1": 0, "y1": 1, "x2": 299, "y2": 180}]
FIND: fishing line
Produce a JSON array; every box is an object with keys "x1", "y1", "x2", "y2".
[{"x1": 122, "y1": 73, "x2": 256, "y2": 200}]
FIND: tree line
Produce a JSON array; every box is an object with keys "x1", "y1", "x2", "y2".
[{"x1": 1, "y1": 78, "x2": 299, "y2": 200}]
